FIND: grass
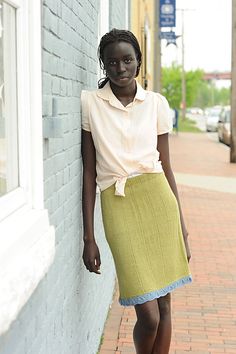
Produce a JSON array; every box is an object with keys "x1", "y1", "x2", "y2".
[
  {"x1": 174, "y1": 116, "x2": 202, "y2": 133},
  {"x1": 97, "y1": 335, "x2": 104, "y2": 354}
]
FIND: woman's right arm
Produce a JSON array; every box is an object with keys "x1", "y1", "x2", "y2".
[{"x1": 81, "y1": 129, "x2": 101, "y2": 274}]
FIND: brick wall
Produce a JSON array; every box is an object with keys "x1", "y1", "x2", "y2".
[
  {"x1": 109, "y1": 0, "x2": 128, "y2": 30},
  {"x1": 0, "y1": 1, "x2": 129, "y2": 354}
]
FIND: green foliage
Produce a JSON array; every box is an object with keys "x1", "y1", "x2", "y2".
[
  {"x1": 161, "y1": 64, "x2": 230, "y2": 109},
  {"x1": 161, "y1": 64, "x2": 203, "y2": 109},
  {"x1": 193, "y1": 81, "x2": 212, "y2": 108},
  {"x1": 194, "y1": 81, "x2": 230, "y2": 108},
  {"x1": 185, "y1": 69, "x2": 204, "y2": 107},
  {"x1": 177, "y1": 117, "x2": 202, "y2": 133},
  {"x1": 162, "y1": 64, "x2": 182, "y2": 108}
]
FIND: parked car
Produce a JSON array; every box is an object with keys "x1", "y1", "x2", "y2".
[
  {"x1": 205, "y1": 106, "x2": 222, "y2": 132},
  {"x1": 218, "y1": 106, "x2": 231, "y2": 146},
  {"x1": 187, "y1": 107, "x2": 203, "y2": 115}
]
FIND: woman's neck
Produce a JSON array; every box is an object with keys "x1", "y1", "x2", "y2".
[{"x1": 110, "y1": 80, "x2": 137, "y2": 107}]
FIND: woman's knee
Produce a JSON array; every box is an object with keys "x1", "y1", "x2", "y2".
[
  {"x1": 158, "y1": 293, "x2": 171, "y2": 318},
  {"x1": 135, "y1": 301, "x2": 160, "y2": 333}
]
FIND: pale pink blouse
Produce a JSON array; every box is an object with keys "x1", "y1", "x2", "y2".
[{"x1": 81, "y1": 80, "x2": 172, "y2": 197}]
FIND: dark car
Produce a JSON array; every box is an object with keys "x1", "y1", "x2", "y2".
[{"x1": 218, "y1": 106, "x2": 231, "y2": 146}]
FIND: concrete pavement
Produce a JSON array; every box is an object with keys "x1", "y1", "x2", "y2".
[{"x1": 99, "y1": 133, "x2": 236, "y2": 354}]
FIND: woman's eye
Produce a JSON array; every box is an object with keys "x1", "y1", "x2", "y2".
[
  {"x1": 124, "y1": 58, "x2": 132, "y2": 63},
  {"x1": 108, "y1": 60, "x2": 117, "y2": 65}
]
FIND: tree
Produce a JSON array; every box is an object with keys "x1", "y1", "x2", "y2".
[
  {"x1": 162, "y1": 64, "x2": 230, "y2": 109},
  {"x1": 185, "y1": 69, "x2": 204, "y2": 107},
  {"x1": 161, "y1": 64, "x2": 182, "y2": 109},
  {"x1": 162, "y1": 64, "x2": 203, "y2": 109}
]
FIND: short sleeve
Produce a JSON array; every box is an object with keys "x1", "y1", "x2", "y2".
[
  {"x1": 156, "y1": 93, "x2": 173, "y2": 135},
  {"x1": 81, "y1": 90, "x2": 91, "y2": 132}
]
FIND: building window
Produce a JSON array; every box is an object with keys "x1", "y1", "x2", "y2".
[{"x1": 0, "y1": 1, "x2": 18, "y2": 196}]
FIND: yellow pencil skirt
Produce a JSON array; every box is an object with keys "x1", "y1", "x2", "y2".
[{"x1": 100, "y1": 173, "x2": 192, "y2": 306}]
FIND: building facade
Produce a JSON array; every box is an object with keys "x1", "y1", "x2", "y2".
[
  {"x1": 0, "y1": 1, "x2": 128, "y2": 353},
  {"x1": 130, "y1": 0, "x2": 161, "y2": 92}
]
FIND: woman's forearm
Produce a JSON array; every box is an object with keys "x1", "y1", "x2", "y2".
[
  {"x1": 82, "y1": 170, "x2": 97, "y2": 243},
  {"x1": 81, "y1": 130, "x2": 97, "y2": 244}
]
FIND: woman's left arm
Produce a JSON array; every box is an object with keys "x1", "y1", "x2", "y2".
[{"x1": 157, "y1": 133, "x2": 191, "y2": 262}]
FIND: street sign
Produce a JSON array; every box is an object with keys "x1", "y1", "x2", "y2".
[
  {"x1": 166, "y1": 38, "x2": 177, "y2": 46},
  {"x1": 159, "y1": 31, "x2": 177, "y2": 40},
  {"x1": 159, "y1": 0, "x2": 176, "y2": 27},
  {"x1": 159, "y1": 30, "x2": 180, "y2": 46}
]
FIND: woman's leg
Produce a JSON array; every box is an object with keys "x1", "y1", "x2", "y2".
[
  {"x1": 133, "y1": 299, "x2": 160, "y2": 354},
  {"x1": 151, "y1": 293, "x2": 172, "y2": 354}
]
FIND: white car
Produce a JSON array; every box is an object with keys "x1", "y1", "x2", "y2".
[
  {"x1": 205, "y1": 107, "x2": 222, "y2": 132},
  {"x1": 218, "y1": 106, "x2": 231, "y2": 146},
  {"x1": 187, "y1": 107, "x2": 203, "y2": 115}
]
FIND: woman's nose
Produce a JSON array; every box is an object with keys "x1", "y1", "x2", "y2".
[{"x1": 117, "y1": 61, "x2": 126, "y2": 72}]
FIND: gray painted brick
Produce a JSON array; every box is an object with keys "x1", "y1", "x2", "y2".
[
  {"x1": 42, "y1": 50, "x2": 51, "y2": 73},
  {"x1": 43, "y1": 0, "x2": 58, "y2": 16},
  {"x1": 63, "y1": 166, "x2": 70, "y2": 185},
  {"x1": 43, "y1": 118, "x2": 63, "y2": 138},
  {"x1": 52, "y1": 77, "x2": 60, "y2": 95},
  {"x1": 54, "y1": 152, "x2": 66, "y2": 171},
  {"x1": 55, "y1": 171, "x2": 64, "y2": 190},
  {"x1": 42, "y1": 95, "x2": 52, "y2": 116},
  {"x1": 60, "y1": 78, "x2": 67, "y2": 96},
  {"x1": 42, "y1": 28, "x2": 54, "y2": 53},
  {"x1": 42, "y1": 72, "x2": 52, "y2": 95},
  {"x1": 43, "y1": 5, "x2": 58, "y2": 35},
  {"x1": 54, "y1": 221, "x2": 64, "y2": 245}
]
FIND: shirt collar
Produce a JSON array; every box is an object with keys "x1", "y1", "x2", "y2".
[{"x1": 96, "y1": 79, "x2": 146, "y2": 105}]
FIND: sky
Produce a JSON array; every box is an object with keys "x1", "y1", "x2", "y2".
[{"x1": 161, "y1": 0, "x2": 232, "y2": 79}]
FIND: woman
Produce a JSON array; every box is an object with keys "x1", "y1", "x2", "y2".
[{"x1": 81, "y1": 28, "x2": 192, "y2": 354}]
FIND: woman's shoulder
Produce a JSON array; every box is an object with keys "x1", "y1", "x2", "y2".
[
  {"x1": 145, "y1": 89, "x2": 167, "y2": 100},
  {"x1": 145, "y1": 90, "x2": 170, "y2": 106},
  {"x1": 81, "y1": 87, "x2": 99, "y2": 96},
  {"x1": 81, "y1": 88, "x2": 100, "y2": 103}
]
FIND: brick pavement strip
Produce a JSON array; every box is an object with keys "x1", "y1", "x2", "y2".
[{"x1": 99, "y1": 133, "x2": 236, "y2": 354}]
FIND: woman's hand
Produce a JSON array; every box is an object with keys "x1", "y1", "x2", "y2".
[{"x1": 83, "y1": 240, "x2": 101, "y2": 274}]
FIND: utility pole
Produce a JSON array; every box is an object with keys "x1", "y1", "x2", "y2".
[
  {"x1": 180, "y1": 9, "x2": 186, "y2": 120},
  {"x1": 177, "y1": 8, "x2": 195, "y2": 120},
  {"x1": 231, "y1": 0, "x2": 236, "y2": 162}
]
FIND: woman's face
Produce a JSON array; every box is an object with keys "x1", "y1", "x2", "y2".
[{"x1": 103, "y1": 41, "x2": 139, "y2": 88}]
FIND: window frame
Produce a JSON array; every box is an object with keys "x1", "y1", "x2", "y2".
[
  {"x1": 0, "y1": 0, "x2": 55, "y2": 335},
  {"x1": 0, "y1": 0, "x2": 31, "y2": 218}
]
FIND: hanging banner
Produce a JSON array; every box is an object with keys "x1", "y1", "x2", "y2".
[{"x1": 159, "y1": 0, "x2": 176, "y2": 27}]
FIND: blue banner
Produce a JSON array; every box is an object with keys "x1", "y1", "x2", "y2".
[{"x1": 160, "y1": 0, "x2": 176, "y2": 27}]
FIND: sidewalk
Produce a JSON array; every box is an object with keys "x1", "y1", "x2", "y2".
[{"x1": 99, "y1": 133, "x2": 236, "y2": 354}]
